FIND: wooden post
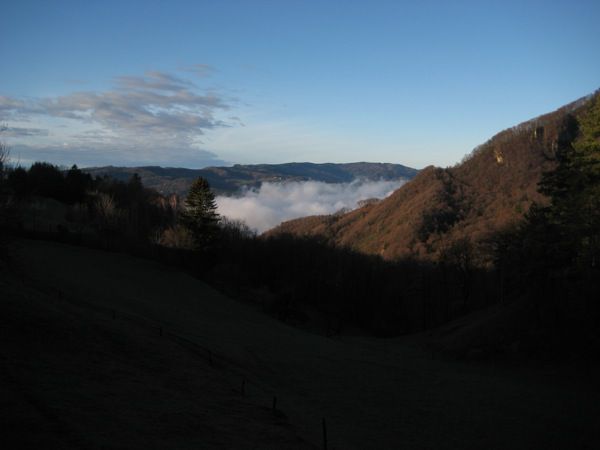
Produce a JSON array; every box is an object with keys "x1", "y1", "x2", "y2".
[{"x1": 322, "y1": 418, "x2": 328, "y2": 450}]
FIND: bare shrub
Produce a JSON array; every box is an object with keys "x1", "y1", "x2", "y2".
[{"x1": 158, "y1": 225, "x2": 195, "y2": 249}]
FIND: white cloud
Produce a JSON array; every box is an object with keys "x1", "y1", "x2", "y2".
[
  {"x1": 0, "y1": 70, "x2": 234, "y2": 167},
  {"x1": 216, "y1": 179, "x2": 405, "y2": 233}
]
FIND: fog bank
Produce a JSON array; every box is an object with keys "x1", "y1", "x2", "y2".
[{"x1": 216, "y1": 179, "x2": 405, "y2": 233}]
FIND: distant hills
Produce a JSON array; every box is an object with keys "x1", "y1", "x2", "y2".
[
  {"x1": 269, "y1": 93, "x2": 597, "y2": 260},
  {"x1": 84, "y1": 162, "x2": 419, "y2": 197}
]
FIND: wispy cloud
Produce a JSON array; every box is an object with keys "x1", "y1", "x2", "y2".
[
  {"x1": 182, "y1": 64, "x2": 216, "y2": 78},
  {"x1": 0, "y1": 70, "x2": 235, "y2": 167},
  {"x1": 114, "y1": 71, "x2": 195, "y2": 92},
  {"x1": 0, "y1": 125, "x2": 49, "y2": 137},
  {"x1": 216, "y1": 179, "x2": 406, "y2": 233},
  {"x1": 8, "y1": 143, "x2": 225, "y2": 168}
]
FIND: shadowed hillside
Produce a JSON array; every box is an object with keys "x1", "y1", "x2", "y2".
[
  {"x1": 269, "y1": 94, "x2": 596, "y2": 261},
  {"x1": 3, "y1": 239, "x2": 599, "y2": 449},
  {"x1": 0, "y1": 260, "x2": 316, "y2": 450}
]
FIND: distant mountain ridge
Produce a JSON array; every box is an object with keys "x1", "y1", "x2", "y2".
[
  {"x1": 84, "y1": 162, "x2": 418, "y2": 197},
  {"x1": 269, "y1": 92, "x2": 599, "y2": 261}
]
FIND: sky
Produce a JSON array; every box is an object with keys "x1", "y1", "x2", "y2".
[{"x1": 1, "y1": 0, "x2": 599, "y2": 170}]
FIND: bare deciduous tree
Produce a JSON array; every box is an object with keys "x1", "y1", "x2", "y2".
[
  {"x1": 0, "y1": 141, "x2": 8, "y2": 180},
  {"x1": 0, "y1": 140, "x2": 15, "y2": 260}
]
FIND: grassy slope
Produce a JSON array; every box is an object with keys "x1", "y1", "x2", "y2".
[
  {"x1": 0, "y1": 257, "x2": 316, "y2": 449},
  {"x1": 3, "y1": 240, "x2": 600, "y2": 449}
]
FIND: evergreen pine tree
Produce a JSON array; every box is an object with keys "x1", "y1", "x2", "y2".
[
  {"x1": 538, "y1": 96, "x2": 600, "y2": 270},
  {"x1": 181, "y1": 177, "x2": 220, "y2": 249}
]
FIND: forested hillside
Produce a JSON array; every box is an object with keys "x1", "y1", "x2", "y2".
[{"x1": 270, "y1": 93, "x2": 597, "y2": 262}]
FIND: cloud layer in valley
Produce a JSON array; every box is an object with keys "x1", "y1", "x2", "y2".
[
  {"x1": 216, "y1": 179, "x2": 406, "y2": 233},
  {"x1": 0, "y1": 70, "x2": 233, "y2": 167}
]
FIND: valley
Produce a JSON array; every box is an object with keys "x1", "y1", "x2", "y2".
[{"x1": 2, "y1": 4, "x2": 599, "y2": 449}]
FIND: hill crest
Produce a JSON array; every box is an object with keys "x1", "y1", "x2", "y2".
[{"x1": 84, "y1": 162, "x2": 418, "y2": 197}]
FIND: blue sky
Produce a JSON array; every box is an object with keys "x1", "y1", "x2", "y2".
[{"x1": 1, "y1": 0, "x2": 599, "y2": 169}]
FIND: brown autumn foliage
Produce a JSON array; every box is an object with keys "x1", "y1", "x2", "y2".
[{"x1": 268, "y1": 93, "x2": 596, "y2": 263}]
